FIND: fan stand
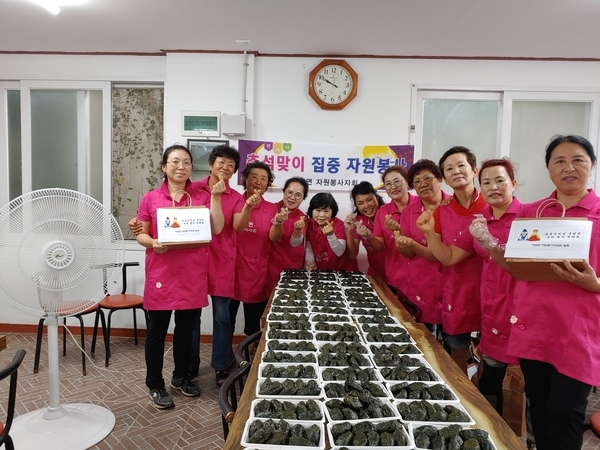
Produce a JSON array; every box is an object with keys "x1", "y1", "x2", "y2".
[{"x1": 10, "y1": 317, "x2": 115, "y2": 450}]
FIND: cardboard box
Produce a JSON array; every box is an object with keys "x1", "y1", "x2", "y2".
[
  {"x1": 156, "y1": 206, "x2": 211, "y2": 248},
  {"x1": 502, "y1": 365, "x2": 526, "y2": 437},
  {"x1": 506, "y1": 258, "x2": 586, "y2": 282},
  {"x1": 504, "y1": 217, "x2": 591, "y2": 281}
]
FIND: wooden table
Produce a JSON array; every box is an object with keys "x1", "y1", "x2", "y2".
[
  {"x1": 224, "y1": 276, "x2": 526, "y2": 449},
  {"x1": 0, "y1": 335, "x2": 6, "y2": 351}
]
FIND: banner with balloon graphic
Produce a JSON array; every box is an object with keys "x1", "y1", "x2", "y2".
[{"x1": 237, "y1": 140, "x2": 414, "y2": 190}]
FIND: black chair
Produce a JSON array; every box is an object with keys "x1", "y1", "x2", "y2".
[
  {"x1": 218, "y1": 363, "x2": 251, "y2": 441},
  {"x1": 91, "y1": 262, "x2": 146, "y2": 367},
  {"x1": 234, "y1": 330, "x2": 262, "y2": 367},
  {"x1": 33, "y1": 305, "x2": 108, "y2": 376},
  {"x1": 0, "y1": 349, "x2": 26, "y2": 450}
]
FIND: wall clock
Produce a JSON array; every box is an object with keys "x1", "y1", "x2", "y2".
[{"x1": 308, "y1": 59, "x2": 358, "y2": 110}]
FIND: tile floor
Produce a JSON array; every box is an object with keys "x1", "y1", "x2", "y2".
[{"x1": 0, "y1": 331, "x2": 599, "y2": 450}]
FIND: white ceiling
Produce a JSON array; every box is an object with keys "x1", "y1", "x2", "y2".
[{"x1": 1, "y1": 0, "x2": 600, "y2": 59}]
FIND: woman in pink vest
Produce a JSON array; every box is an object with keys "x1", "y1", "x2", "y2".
[
  {"x1": 292, "y1": 192, "x2": 358, "y2": 272},
  {"x1": 417, "y1": 147, "x2": 485, "y2": 375},
  {"x1": 371, "y1": 166, "x2": 419, "y2": 295},
  {"x1": 266, "y1": 177, "x2": 309, "y2": 292},
  {"x1": 230, "y1": 161, "x2": 278, "y2": 338},
  {"x1": 136, "y1": 144, "x2": 225, "y2": 409},
  {"x1": 417, "y1": 158, "x2": 522, "y2": 415},
  {"x1": 393, "y1": 159, "x2": 449, "y2": 333},
  {"x1": 477, "y1": 135, "x2": 600, "y2": 450},
  {"x1": 344, "y1": 181, "x2": 386, "y2": 279}
]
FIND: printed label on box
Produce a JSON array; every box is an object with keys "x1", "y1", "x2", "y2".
[
  {"x1": 156, "y1": 206, "x2": 211, "y2": 244},
  {"x1": 505, "y1": 218, "x2": 592, "y2": 260}
]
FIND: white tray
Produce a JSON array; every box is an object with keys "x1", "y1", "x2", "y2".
[
  {"x1": 249, "y1": 398, "x2": 325, "y2": 422},
  {"x1": 241, "y1": 418, "x2": 325, "y2": 450},
  {"x1": 385, "y1": 380, "x2": 460, "y2": 402},
  {"x1": 326, "y1": 419, "x2": 413, "y2": 449},
  {"x1": 256, "y1": 377, "x2": 324, "y2": 399},
  {"x1": 357, "y1": 321, "x2": 409, "y2": 335},
  {"x1": 266, "y1": 338, "x2": 318, "y2": 353},
  {"x1": 267, "y1": 311, "x2": 311, "y2": 322},
  {"x1": 261, "y1": 349, "x2": 318, "y2": 365},
  {"x1": 368, "y1": 342, "x2": 421, "y2": 356},
  {"x1": 309, "y1": 312, "x2": 352, "y2": 323},
  {"x1": 265, "y1": 328, "x2": 315, "y2": 342},
  {"x1": 258, "y1": 362, "x2": 319, "y2": 380},
  {"x1": 394, "y1": 400, "x2": 475, "y2": 426},
  {"x1": 408, "y1": 423, "x2": 498, "y2": 450},
  {"x1": 324, "y1": 397, "x2": 399, "y2": 422},
  {"x1": 355, "y1": 314, "x2": 402, "y2": 326},
  {"x1": 371, "y1": 354, "x2": 430, "y2": 370},
  {"x1": 379, "y1": 365, "x2": 443, "y2": 383},
  {"x1": 322, "y1": 380, "x2": 392, "y2": 400},
  {"x1": 312, "y1": 321, "x2": 360, "y2": 334},
  {"x1": 316, "y1": 340, "x2": 370, "y2": 355},
  {"x1": 270, "y1": 305, "x2": 312, "y2": 314},
  {"x1": 318, "y1": 366, "x2": 383, "y2": 383},
  {"x1": 313, "y1": 329, "x2": 363, "y2": 343}
]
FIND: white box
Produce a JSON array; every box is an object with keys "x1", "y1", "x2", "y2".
[{"x1": 156, "y1": 206, "x2": 211, "y2": 247}]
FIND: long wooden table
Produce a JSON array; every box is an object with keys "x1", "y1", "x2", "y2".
[{"x1": 224, "y1": 276, "x2": 525, "y2": 449}]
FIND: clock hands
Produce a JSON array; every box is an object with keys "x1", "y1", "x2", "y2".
[{"x1": 324, "y1": 78, "x2": 338, "y2": 89}]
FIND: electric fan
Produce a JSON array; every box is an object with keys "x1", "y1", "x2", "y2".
[{"x1": 0, "y1": 188, "x2": 125, "y2": 449}]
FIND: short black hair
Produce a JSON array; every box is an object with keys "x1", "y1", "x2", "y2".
[
  {"x1": 438, "y1": 146, "x2": 477, "y2": 175},
  {"x1": 161, "y1": 144, "x2": 191, "y2": 179},
  {"x1": 545, "y1": 134, "x2": 596, "y2": 166},
  {"x1": 307, "y1": 192, "x2": 339, "y2": 218},
  {"x1": 208, "y1": 144, "x2": 240, "y2": 172},
  {"x1": 240, "y1": 161, "x2": 275, "y2": 190},
  {"x1": 407, "y1": 159, "x2": 442, "y2": 189},
  {"x1": 350, "y1": 181, "x2": 384, "y2": 214}
]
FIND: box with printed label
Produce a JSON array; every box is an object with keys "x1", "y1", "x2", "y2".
[{"x1": 156, "y1": 206, "x2": 211, "y2": 248}]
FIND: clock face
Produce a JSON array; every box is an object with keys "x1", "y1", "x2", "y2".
[
  {"x1": 314, "y1": 64, "x2": 353, "y2": 105},
  {"x1": 309, "y1": 59, "x2": 358, "y2": 110}
]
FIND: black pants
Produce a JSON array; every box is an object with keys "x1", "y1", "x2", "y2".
[
  {"x1": 230, "y1": 299, "x2": 267, "y2": 336},
  {"x1": 478, "y1": 357, "x2": 508, "y2": 415},
  {"x1": 520, "y1": 358, "x2": 591, "y2": 450},
  {"x1": 145, "y1": 308, "x2": 199, "y2": 390}
]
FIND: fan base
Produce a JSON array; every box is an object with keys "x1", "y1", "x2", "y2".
[{"x1": 10, "y1": 403, "x2": 115, "y2": 450}]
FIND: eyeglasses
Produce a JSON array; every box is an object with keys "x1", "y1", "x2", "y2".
[
  {"x1": 285, "y1": 190, "x2": 304, "y2": 200},
  {"x1": 167, "y1": 159, "x2": 192, "y2": 168},
  {"x1": 384, "y1": 178, "x2": 405, "y2": 189},
  {"x1": 413, "y1": 175, "x2": 435, "y2": 188}
]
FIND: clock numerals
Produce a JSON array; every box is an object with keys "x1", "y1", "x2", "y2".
[{"x1": 309, "y1": 59, "x2": 358, "y2": 110}]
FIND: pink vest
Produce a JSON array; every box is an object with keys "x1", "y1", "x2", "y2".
[
  {"x1": 399, "y1": 196, "x2": 449, "y2": 325},
  {"x1": 372, "y1": 195, "x2": 419, "y2": 295},
  {"x1": 266, "y1": 201, "x2": 307, "y2": 293},
  {"x1": 306, "y1": 217, "x2": 359, "y2": 272},
  {"x1": 137, "y1": 181, "x2": 210, "y2": 311},
  {"x1": 233, "y1": 197, "x2": 278, "y2": 303},
  {"x1": 507, "y1": 190, "x2": 600, "y2": 385},
  {"x1": 352, "y1": 212, "x2": 386, "y2": 279},
  {"x1": 193, "y1": 178, "x2": 244, "y2": 298},
  {"x1": 435, "y1": 202, "x2": 483, "y2": 335},
  {"x1": 455, "y1": 199, "x2": 522, "y2": 364}
]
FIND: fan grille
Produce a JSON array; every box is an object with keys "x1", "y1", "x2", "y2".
[{"x1": 0, "y1": 188, "x2": 125, "y2": 317}]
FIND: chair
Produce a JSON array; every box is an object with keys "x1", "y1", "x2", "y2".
[
  {"x1": 218, "y1": 363, "x2": 251, "y2": 441},
  {"x1": 91, "y1": 262, "x2": 146, "y2": 367},
  {"x1": 234, "y1": 330, "x2": 262, "y2": 367},
  {"x1": 33, "y1": 304, "x2": 108, "y2": 376},
  {"x1": 0, "y1": 349, "x2": 26, "y2": 450}
]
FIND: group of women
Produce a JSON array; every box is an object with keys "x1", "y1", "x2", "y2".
[{"x1": 135, "y1": 135, "x2": 599, "y2": 450}]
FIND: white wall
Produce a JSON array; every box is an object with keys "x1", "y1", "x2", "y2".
[{"x1": 2, "y1": 53, "x2": 600, "y2": 332}]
